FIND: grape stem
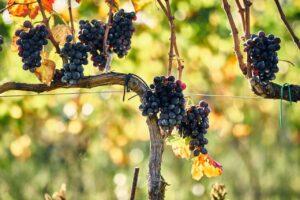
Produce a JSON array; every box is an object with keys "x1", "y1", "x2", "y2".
[
  {"x1": 67, "y1": 0, "x2": 75, "y2": 42},
  {"x1": 157, "y1": 0, "x2": 184, "y2": 80},
  {"x1": 103, "y1": 2, "x2": 114, "y2": 64},
  {"x1": 274, "y1": 0, "x2": 300, "y2": 50},
  {"x1": 234, "y1": 0, "x2": 245, "y2": 31},
  {"x1": 243, "y1": 0, "x2": 252, "y2": 78},
  {"x1": 221, "y1": 0, "x2": 248, "y2": 75},
  {"x1": 36, "y1": 0, "x2": 68, "y2": 64}
]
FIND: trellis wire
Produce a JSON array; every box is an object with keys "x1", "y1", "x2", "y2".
[{"x1": 0, "y1": 90, "x2": 266, "y2": 100}]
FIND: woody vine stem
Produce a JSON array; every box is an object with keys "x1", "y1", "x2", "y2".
[{"x1": 221, "y1": 0, "x2": 300, "y2": 102}]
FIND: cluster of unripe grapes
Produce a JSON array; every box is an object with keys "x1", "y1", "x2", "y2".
[
  {"x1": 0, "y1": 35, "x2": 3, "y2": 52},
  {"x1": 178, "y1": 101, "x2": 210, "y2": 156},
  {"x1": 244, "y1": 31, "x2": 281, "y2": 82},
  {"x1": 78, "y1": 9, "x2": 136, "y2": 70},
  {"x1": 61, "y1": 35, "x2": 89, "y2": 84},
  {"x1": 15, "y1": 21, "x2": 49, "y2": 72}
]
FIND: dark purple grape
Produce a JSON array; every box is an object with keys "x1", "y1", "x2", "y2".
[
  {"x1": 15, "y1": 24, "x2": 49, "y2": 72},
  {"x1": 244, "y1": 31, "x2": 281, "y2": 82},
  {"x1": 61, "y1": 35, "x2": 89, "y2": 84},
  {"x1": 178, "y1": 101, "x2": 210, "y2": 155}
]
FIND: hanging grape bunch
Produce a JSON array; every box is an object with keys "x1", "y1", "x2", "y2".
[
  {"x1": 15, "y1": 21, "x2": 49, "y2": 72},
  {"x1": 244, "y1": 31, "x2": 281, "y2": 82},
  {"x1": 178, "y1": 101, "x2": 210, "y2": 156},
  {"x1": 78, "y1": 19, "x2": 107, "y2": 70},
  {"x1": 109, "y1": 9, "x2": 136, "y2": 58},
  {"x1": 61, "y1": 35, "x2": 89, "y2": 84},
  {"x1": 140, "y1": 90, "x2": 160, "y2": 117},
  {"x1": 0, "y1": 35, "x2": 3, "y2": 52},
  {"x1": 140, "y1": 76, "x2": 186, "y2": 132}
]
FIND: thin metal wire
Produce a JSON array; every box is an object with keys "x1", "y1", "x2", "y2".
[
  {"x1": 0, "y1": 90, "x2": 124, "y2": 98},
  {"x1": 185, "y1": 93, "x2": 262, "y2": 100},
  {"x1": 0, "y1": 90, "x2": 266, "y2": 100}
]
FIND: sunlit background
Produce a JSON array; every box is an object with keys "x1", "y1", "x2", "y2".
[{"x1": 0, "y1": 0, "x2": 299, "y2": 199}]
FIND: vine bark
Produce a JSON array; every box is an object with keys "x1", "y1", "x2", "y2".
[{"x1": 0, "y1": 72, "x2": 167, "y2": 199}]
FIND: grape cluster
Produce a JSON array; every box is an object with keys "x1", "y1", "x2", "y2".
[
  {"x1": 15, "y1": 21, "x2": 49, "y2": 72},
  {"x1": 140, "y1": 90, "x2": 160, "y2": 117},
  {"x1": 109, "y1": 9, "x2": 136, "y2": 58},
  {"x1": 140, "y1": 76, "x2": 186, "y2": 132},
  {"x1": 0, "y1": 35, "x2": 3, "y2": 52},
  {"x1": 61, "y1": 35, "x2": 89, "y2": 84},
  {"x1": 178, "y1": 101, "x2": 210, "y2": 156},
  {"x1": 78, "y1": 20, "x2": 107, "y2": 69},
  {"x1": 244, "y1": 31, "x2": 281, "y2": 82},
  {"x1": 78, "y1": 10, "x2": 136, "y2": 70}
]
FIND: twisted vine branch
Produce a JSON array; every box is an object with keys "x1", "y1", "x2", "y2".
[
  {"x1": 274, "y1": 0, "x2": 300, "y2": 49},
  {"x1": 222, "y1": 0, "x2": 300, "y2": 102},
  {"x1": 0, "y1": 72, "x2": 166, "y2": 199}
]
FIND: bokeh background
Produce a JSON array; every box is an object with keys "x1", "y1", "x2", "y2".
[{"x1": 0, "y1": 0, "x2": 299, "y2": 199}]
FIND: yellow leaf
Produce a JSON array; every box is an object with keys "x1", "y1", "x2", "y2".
[
  {"x1": 34, "y1": 57, "x2": 56, "y2": 86},
  {"x1": 166, "y1": 135, "x2": 191, "y2": 159},
  {"x1": 51, "y1": 24, "x2": 72, "y2": 45},
  {"x1": 131, "y1": 0, "x2": 152, "y2": 13},
  {"x1": 191, "y1": 160, "x2": 204, "y2": 180}
]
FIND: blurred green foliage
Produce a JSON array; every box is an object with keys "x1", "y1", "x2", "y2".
[{"x1": 0, "y1": 0, "x2": 299, "y2": 199}]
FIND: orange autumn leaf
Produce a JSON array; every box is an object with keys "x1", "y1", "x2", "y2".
[
  {"x1": 191, "y1": 154, "x2": 223, "y2": 180},
  {"x1": 7, "y1": 0, "x2": 55, "y2": 19}
]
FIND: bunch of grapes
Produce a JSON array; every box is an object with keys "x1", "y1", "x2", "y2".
[
  {"x1": 15, "y1": 21, "x2": 49, "y2": 72},
  {"x1": 140, "y1": 90, "x2": 160, "y2": 117},
  {"x1": 78, "y1": 20, "x2": 107, "y2": 69},
  {"x1": 140, "y1": 76, "x2": 186, "y2": 132},
  {"x1": 244, "y1": 31, "x2": 281, "y2": 82},
  {"x1": 61, "y1": 35, "x2": 89, "y2": 84},
  {"x1": 109, "y1": 9, "x2": 136, "y2": 58},
  {"x1": 0, "y1": 35, "x2": 3, "y2": 52},
  {"x1": 178, "y1": 101, "x2": 210, "y2": 156}
]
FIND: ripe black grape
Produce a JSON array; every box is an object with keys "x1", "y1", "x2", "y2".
[
  {"x1": 139, "y1": 90, "x2": 160, "y2": 117},
  {"x1": 0, "y1": 35, "x2": 3, "y2": 52},
  {"x1": 244, "y1": 31, "x2": 281, "y2": 82},
  {"x1": 61, "y1": 35, "x2": 89, "y2": 84},
  {"x1": 109, "y1": 9, "x2": 136, "y2": 58},
  {"x1": 15, "y1": 21, "x2": 49, "y2": 72},
  {"x1": 140, "y1": 76, "x2": 186, "y2": 132},
  {"x1": 78, "y1": 19, "x2": 108, "y2": 70},
  {"x1": 178, "y1": 100, "x2": 210, "y2": 156}
]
